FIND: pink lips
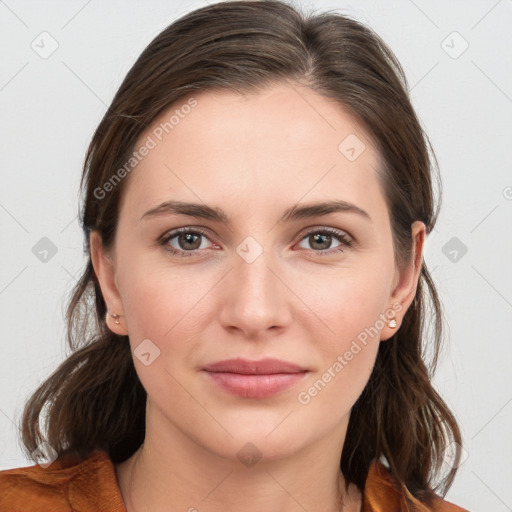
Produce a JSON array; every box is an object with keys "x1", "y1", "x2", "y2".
[{"x1": 202, "y1": 357, "x2": 308, "y2": 398}]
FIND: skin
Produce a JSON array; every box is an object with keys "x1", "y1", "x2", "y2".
[{"x1": 90, "y1": 82, "x2": 425, "y2": 512}]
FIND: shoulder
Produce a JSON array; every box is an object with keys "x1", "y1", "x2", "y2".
[
  {"x1": 363, "y1": 458, "x2": 470, "y2": 512},
  {"x1": 0, "y1": 449, "x2": 126, "y2": 512}
]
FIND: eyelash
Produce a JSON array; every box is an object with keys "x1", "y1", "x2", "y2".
[{"x1": 157, "y1": 226, "x2": 354, "y2": 258}]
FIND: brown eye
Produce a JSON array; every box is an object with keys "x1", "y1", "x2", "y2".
[
  {"x1": 297, "y1": 228, "x2": 353, "y2": 255},
  {"x1": 308, "y1": 233, "x2": 334, "y2": 251},
  {"x1": 176, "y1": 232, "x2": 202, "y2": 251},
  {"x1": 158, "y1": 228, "x2": 214, "y2": 257}
]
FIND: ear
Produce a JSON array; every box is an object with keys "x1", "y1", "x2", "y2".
[
  {"x1": 90, "y1": 230, "x2": 128, "y2": 336},
  {"x1": 380, "y1": 220, "x2": 426, "y2": 341}
]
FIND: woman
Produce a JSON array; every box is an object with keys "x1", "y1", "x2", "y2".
[{"x1": 0, "y1": 1, "x2": 469, "y2": 510}]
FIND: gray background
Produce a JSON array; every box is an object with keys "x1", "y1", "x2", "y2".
[{"x1": 1, "y1": 1, "x2": 511, "y2": 510}]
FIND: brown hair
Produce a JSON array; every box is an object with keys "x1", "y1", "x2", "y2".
[{"x1": 21, "y1": 0, "x2": 463, "y2": 507}]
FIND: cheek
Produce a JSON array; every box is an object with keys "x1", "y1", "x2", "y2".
[
  {"x1": 296, "y1": 309, "x2": 383, "y2": 424},
  {"x1": 305, "y1": 264, "x2": 392, "y2": 344},
  {"x1": 296, "y1": 269, "x2": 390, "y2": 403},
  {"x1": 115, "y1": 249, "x2": 222, "y2": 384},
  {"x1": 115, "y1": 235, "x2": 203, "y2": 327},
  {"x1": 121, "y1": 270, "x2": 206, "y2": 340},
  {"x1": 115, "y1": 261, "x2": 208, "y2": 403}
]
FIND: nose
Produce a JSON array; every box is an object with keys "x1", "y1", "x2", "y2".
[{"x1": 218, "y1": 243, "x2": 293, "y2": 340}]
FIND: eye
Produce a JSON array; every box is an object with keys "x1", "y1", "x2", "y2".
[
  {"x1": 158, "y1": 227, "x2": 217, "y2": 257},
  {"x1": 296, "y1": 227, "x2": 353, "y2": 255}
]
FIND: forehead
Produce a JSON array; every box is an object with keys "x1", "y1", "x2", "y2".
[{"x1": 120, "y1": 82, "x2": 386, "y2": 224}]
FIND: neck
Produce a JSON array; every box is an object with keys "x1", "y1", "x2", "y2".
[{"x1": 115, "y1": 405, "x2": 361, "y2": 512}]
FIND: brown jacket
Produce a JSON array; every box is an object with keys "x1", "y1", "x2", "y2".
[{"x1": 0, "y1": 450, "x2": 469, "y2": 511}]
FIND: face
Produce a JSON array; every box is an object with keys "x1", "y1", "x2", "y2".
[{"x1": 91, "y1": 82, "x2": 424, "y2": 463}]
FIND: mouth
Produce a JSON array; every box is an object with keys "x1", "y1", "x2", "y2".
[{"x1": 202, "y1": 357, "x2": 309, "y2": 398}]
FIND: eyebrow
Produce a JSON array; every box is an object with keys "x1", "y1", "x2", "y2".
[{"x1": 140, "y1": 199, "x2": 371, "y2": 223}]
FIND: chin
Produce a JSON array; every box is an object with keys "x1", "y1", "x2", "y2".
[{"x1": 208, "y1": 423, "x2": 310, "y2": 462}]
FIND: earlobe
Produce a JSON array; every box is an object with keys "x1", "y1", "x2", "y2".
[
  {"x1": 381, "y1": 221, "x2": 426, "y2": 341},
  {"x1": 89, "y1": 231, "x2": 128, "y2": 336}
]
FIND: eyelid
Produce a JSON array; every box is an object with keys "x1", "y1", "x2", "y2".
[{"x1": 300, "y1": 225, "x2": 353, "y2": 243}]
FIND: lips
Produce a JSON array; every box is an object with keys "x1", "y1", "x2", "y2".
[
  {"x1": 202, "y1": 357, "x2": 307, "y2": 374},
  {"x1": 202, "y1": 358, "x2": 308, "y2": 398}
]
